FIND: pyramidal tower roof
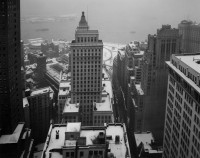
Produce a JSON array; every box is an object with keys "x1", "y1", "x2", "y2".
[{"x1": 77, "y1": 12, "x2": 89, "y2": 30}]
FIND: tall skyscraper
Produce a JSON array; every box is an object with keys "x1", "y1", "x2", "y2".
[
  {"x1": 163, "y1": 54, "x2": 200, "y2": 158},
  {"x1": 141, "y1": 25, "x2": 180, "y2": 144},
  {"x1": 178, "y1": 20, "x2": 200, "y2": 53},
  {"x1": 70, "y1": 12, "x2": 103, "y2": 125},
  {"x1": 0, "y1": 0, "x2": 23, "y2": 133}
]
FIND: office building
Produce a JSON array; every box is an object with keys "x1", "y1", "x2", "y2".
[
  {"x1": 0, "y1": 0, "x2": 24, "y2": 133},
  {"x1": 58, "y1": 71, "x2": 71, "y2": 122},
  {"x1": 178, "y1": 20, "x2": 200, "y2": 53},
  {"x1": 62, "y1": 69, "x2": 114, "y2": 126},
  {"x1": 163, "y1": 54, "x2": 200, "y2": 158},
  {"x1": 26, "y1": 87, "x2": 54, "y2": 144},
  {"x1": 41, "y1": 122, "x2": 131, "y2": 158},
  {"x1": 141, "y1": 25, "x2": 180, "y2": 144},
  {"x1": 70, "y1": 12, "x2": 103, "y2": 125}
]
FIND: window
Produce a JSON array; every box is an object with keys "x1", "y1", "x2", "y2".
[
  {"x1": 71, "y1": 152, "x2": 74, "y2": 157},
  {"x1": 80, "y1": 151, "x2": 84, "y2": 157},
  {"x1": 66, "y1": 152, "x2": 69, "y2": 157}
]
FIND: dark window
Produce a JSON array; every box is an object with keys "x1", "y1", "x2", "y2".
[{"x1": 80, "y1": 151, "x2": 84, "y2": 157}]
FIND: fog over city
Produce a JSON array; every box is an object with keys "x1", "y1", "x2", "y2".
[{"x1": 21, "y1": 0, "x2": 200, "y2": 43}]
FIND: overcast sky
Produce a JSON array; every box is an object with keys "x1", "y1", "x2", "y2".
[{"x1": 21, "y1": 0, "x2": 200, "y2": 41}]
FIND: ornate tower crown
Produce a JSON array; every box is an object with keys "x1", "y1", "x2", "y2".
[{"x1": 78, "y1": 11, "x2": 89, "y2": 30}]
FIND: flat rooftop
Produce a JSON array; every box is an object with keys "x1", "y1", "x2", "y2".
[
  {"x1": 66, "y1": 122, "x2": 81, "y2": 132},
  {"x1": 167, "y1": 54, "x2": 200, "y2": 93},
  {"x1": 106, "y1": 124, "x2": 131, "y2": 158},
  {"x1": 30, "y1": 87, "x2": 54, "y2": 99},
  {"x1": 58, "y1": 81, "x2": 70, "y2": 96},
  {"x1": 59, "y1": 81, "x2": 70, "y2": 89},
  {"x1": 102, "y1": 80, "x2": 113, "y2": 99},
  {"x1": 42, "y1": 124, "x2": 66, "y2": 158},
  {"x1": 23, "y1": 97, "x2": 29, "y2": 108},
  {"x1": 175, "y1": 54, "x2": 200, "y2": 73},
  {"x1": 80, "y1": 129, "x2": 105, "y2": 145},
  {"x1": 0, "y1": 123, "x2": 25, "y2": 144},
  {"x1": 135, "y1": 132, "x2": 154, "y2": 150},
  {"x1": 63, "y1": 98, "x2": 79, "y2": 113},
  {"x1": 94, "y1": 94, "x2": 112, "y2": 112},
  {"x1": 134, "y1": 132, "x2": 163, "y2": 154},
  {"x1": 135, "y1": 84, "x2": 144, "y2": 95},
  {"x1": 42, "y1": 123, "x2": 131, "y2": 158}
]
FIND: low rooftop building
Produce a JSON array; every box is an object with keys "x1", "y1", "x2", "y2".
[
  {"x1": 41, "y1": 122, "x2": 131, "y2": 158},
  {"x1": 134, "y1": 132, "x2": 163, "y2": 158},
  {"x1": 0, "y1": 122, "x2": 34, "y2": 158}
]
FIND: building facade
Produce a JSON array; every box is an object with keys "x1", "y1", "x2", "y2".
[
  {"x1": 163, "y1": 54, "x2": 200, "y2": 158},
  {"x1": 70, "y1": 12, "x2": 103, "y2": 125},
  {"x1": 178, "y1": 20, "x2": 200, "y2": 53},
  {"x1": 0, "y1": 0, "x2": 24, "y2": 133},
  {"x1": 26, "y1": 87, "x2": 54, "y2": 144},
  {"x1": 141, "y1": 25, "x2": 181, "y2": 144}
]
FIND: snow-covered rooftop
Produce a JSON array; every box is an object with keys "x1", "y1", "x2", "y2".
[
  {"x1": 66, "y1": 122, "x2": 81, "y2": 132},
  {"x1": 42, "y1": 123, "x2": 131, "y2": 158},
  {"x1": 80, "y1": 129, "x2": 105, "y2": 145},
  {"x1": 0, "y1": 123, "x2": 24, "y2": 144},
  {"x1": 30, "y1": 87, "x2": 54, "y2": 99},
  {"x1": 106, "y1": 124, "x2": 131, "y2": 158},
  {"x1": 58, "y1": 81, "x2": 70, "y2": 96},
  {"x1": 63, "y1": 98, "x2": 79, "y2": 113},
  {"x1": 135, "y1": 84, "x2": 144, "y2": 95},
  {"x1": 134, "y1": 132, "x2": 154, "y2": 150},
  {"x1": 23, "y1": 97, "x2": 29, "y2": 108},
  {"x1": 175, "y1": 54, "x2": 200, "y2": 74},
  {"x1": 167, "y1": 54, "x2": 200, "y2": 93},
  {"x1": 102, "y1": 80, "x2": 113, "y2": 99},
  {"x1": 41, "y1": 124, "x2": 66, "y2": 158},
  {"x1": 94, "y1": 94, "x2": 112, "y2": 112}
]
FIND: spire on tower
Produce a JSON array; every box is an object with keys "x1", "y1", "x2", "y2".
[{"x1": 78, "y1": 11, "x2": 89, "y2": 30}]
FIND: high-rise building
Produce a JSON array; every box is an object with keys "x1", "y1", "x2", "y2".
[
  {"x1": 163, "y1": 54, "x2": 200, "y2": 158},
  {"x1": 0, "y1": 0, "x2": 24, "y2": 133},
  {"x1": 70, "y1": 12, "x2": 103, "y2": 125},
  {"x1": 141, "y1": 25, "x2": 181, "y2": 144},
  {"x1": 26, "y1": 87, "x2": 54, "y2": 144},
  {"x1": 178, "y1": 20, "x2": 200, "y2": 53}
]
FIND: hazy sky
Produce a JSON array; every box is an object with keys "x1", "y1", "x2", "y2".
[{"x1": 21, "y1": 0, "x2": 200, "y2": 41}]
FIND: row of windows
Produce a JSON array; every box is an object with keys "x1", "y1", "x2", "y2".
[
  {"x1": 182, "y1": 120, "x2": 191, "y2": 137},
  {"x1": 175, "y1": 100, "x2": 182, "y2": 113},
  {"x1": 73, "y1": 57, "x2": 101, "y2": 61},
  {"x1": 76, "y1": 36, "x2": 98, "y2": 43},
  {"x1": 192, "y1": 134, "x2": 200, "y2": 155},
  {"x1": 176, "y1": 84, "x2": 183, "y2": 95},
  {"x1": 73, "y1": 61, "x2": 101, "y2": 67},
  {"x1": 72, "y1": 63, "x2": 101, "y2": 67},
  {"x1": 169, "y1": 84, "x2": 174, "y2": 94},
  {"x1": 168, "y1": 91, "x2": 174, "y2": 102},
  {"x1": 180, "y1": 137, "x2": 189, "y2": 156},
  {"x1": 191, "y1": 145, "x2": 200, "y2": 158},
  {"x1": 72, "y1": 50, "x2": 101, "y2": 55},
  {"x1": 194, "y1": 114, "x2": 200, "y2": 128},
  {"x1": 176, "y1": 92, "x2": 182, "y2": 104},
  {"x1": 183, "y1": 111, "x2": 191, "y2": 127},
  {"x1": 184, "y1": 102, "x2": 192, "y2": 117}
]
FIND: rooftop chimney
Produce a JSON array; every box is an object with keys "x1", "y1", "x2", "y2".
[{"x1": 56, "y1": 130, "x2": 59, "y2": 139}]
